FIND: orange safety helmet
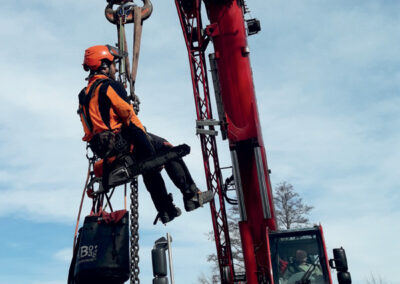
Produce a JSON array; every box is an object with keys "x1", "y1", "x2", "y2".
[{"x1": 83, "y1": 45, "x2": 125, "y2": 71}]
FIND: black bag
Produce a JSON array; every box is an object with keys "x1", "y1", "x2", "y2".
[
  {"x1": 90, "y1": 131, "x2": 117, "y2": 159},
  {"x1": 90, "y1": 131, "x2": 129, "y2": 159},
  {"x1": 72, "y1": 210, "x2": 130, "y2": 284}
]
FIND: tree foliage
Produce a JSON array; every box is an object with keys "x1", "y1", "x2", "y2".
[{"x1": 273, "y1": 181, "x2": 314, "y2": 229}]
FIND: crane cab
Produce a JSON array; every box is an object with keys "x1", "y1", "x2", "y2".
[{"x1": 269, "y1": 226, "x2": 349, "y2": 284}]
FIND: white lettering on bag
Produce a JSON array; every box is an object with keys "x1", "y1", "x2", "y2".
[{"x1": 79, "y1": 245, "x2": 98, "y2": 260}]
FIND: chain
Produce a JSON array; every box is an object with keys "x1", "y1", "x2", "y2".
[{"x1": 130, "y1": 177, "x2": 140, "y2": 284}]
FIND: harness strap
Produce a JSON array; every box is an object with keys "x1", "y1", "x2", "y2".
[
  {"x1": 78, "y1": 78, "x2": 109, "y2": 133},
  {"x1": 98, "y1": 81, "x2": 113, "y2": 130},
  {"x1": 77, "y1": 90, "x2": 93, "y2": 133}
]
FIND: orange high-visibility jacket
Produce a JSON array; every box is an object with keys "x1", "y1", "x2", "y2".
[{"x1": 78, "y1": 74, "x2": 145, "y2": 141}]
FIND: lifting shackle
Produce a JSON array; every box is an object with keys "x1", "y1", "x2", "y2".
[{"x1": 105, "y1": 0, "x2": 153, "y2": 24}]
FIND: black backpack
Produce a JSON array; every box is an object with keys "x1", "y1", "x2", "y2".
[{"x1": 68, "y1": 210, "x2": 130, "y2": 284}]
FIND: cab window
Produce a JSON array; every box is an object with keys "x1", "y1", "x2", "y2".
[{"x1": 269, "y1": 229, "x2": 330, "y2": 284}]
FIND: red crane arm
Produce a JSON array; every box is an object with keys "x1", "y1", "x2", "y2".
[
  {"x1": 203, "y1": 1, "x2": 276, "y2": 282},
  {"x1": 176, "y1": 0, "x2": 276, "y2": 282}
]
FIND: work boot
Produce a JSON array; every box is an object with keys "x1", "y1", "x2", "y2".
[
  {"x1": 153, "y1": 194, "x2": 182, "y2": 225},
  {"x1": 154, "y1": 207, "x2": 182, "y2": 225},
  {"x1": 184, "y1": 188, "x2": 215, "y2": 212}
]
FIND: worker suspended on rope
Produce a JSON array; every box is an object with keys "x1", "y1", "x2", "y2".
[{"x1": 78, "y1": 44, "x2": 214, "y2": 224}]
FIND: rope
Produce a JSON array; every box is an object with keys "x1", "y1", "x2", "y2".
[{"x1": 72, "y1": 158, "x2": 92, "y2": 251}]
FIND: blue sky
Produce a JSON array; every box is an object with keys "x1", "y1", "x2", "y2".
[{"x1": 0, "y1": 0, "x2": 399, "y2": 283}]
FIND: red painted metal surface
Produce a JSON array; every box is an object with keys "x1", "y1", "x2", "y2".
[
  {"x1": 204, "y1": 2, "x2": 261, "y2": 143},
  {"x1": 175, "y1": 0, "x2": 235, "y2": 282},
  {"x1": 319, "y1": 225, "x2": 334, "y2": 283},
  {"x1": 175, "y1": 0, "x2": 277, "y2": 282},
  {"x1": 233, "y1": 144, "x2": 274, "y2": 283},
  {"x1": 264, "y1": 229, "x2": 275, "y2": 284},
  {"x1": 238, "y1": 221, "x2": 258, "y2": 283},
  {"x1": 203, "y1": 0, "x2": 276, "y2": 282}
]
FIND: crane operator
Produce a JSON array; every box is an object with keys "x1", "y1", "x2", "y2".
[
  {"x1": 78, "y1": 44, "x2": 214, "y2": 224},
  {"x1": 283, "y1": 249, "x2": 323, "y2": 283}
]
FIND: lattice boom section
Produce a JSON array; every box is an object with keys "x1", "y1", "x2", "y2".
[{"x1": 175, "y1": 0, "x2": 234, "y2": 281}]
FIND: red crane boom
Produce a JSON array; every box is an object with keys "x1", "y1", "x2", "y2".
[
  {"x1": 175, "y1": 0, "x2": 276, "y2": 282},
  {"x1": 174, "y1": 1, "x2": 351, "y2": 284}
]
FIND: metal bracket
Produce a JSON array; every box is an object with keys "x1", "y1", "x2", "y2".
[
  {"x1": 231, "y1": 149, "x2": 247, "y2": 222},
  {"x1": 205, "y1": 23, "x2": 220, "y2": 37},
  {"x1": 196, "y1": 119, "x2": 219, "y2": 136},
  {"x1": 209, "y1": 53, "x2": 228, "y2": 140},
  {"x1": 254, "y1": 146, "x2": 272, "y2": 219}
]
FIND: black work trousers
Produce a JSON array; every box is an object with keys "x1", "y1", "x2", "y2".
[
  {"x1": 147, "y1": 132, "x2": 196, "y2": 198},
  {"x1": 121, "y1": 124, "x2": 196, "y2": 213},
  {"x1": 121, "y1": 124, "x2": 172, "y2": 213}
]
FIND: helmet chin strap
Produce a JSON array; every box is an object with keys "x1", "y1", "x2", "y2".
[
  {"x1": 94, "y1": 67, "x2": 111, "y2": 77},
  {"x1": 101, "y1": 62, "x2": 114, "y2": 78},
  {"x1": 87, "y1": 61, "x2": 114, "y2": 80},
  {"x1": 85, "y1": 69, "x2": 109, "y2": 81},
  {"x1": 103, "y1": 68, "x2": 112, "y2": 78}
]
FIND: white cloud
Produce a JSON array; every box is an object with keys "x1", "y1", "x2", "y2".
[{"x1": 53, "y1": 248, "x2": 72, "y2": 263}]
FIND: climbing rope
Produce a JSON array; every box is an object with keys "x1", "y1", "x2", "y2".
[
  {"x1": 73, "y1": 155, "x2": 93, "y2": 251},
  {"x1": 130, "y1": 178, "x2": 140, "y2": 284},
  {"x1": 72, "y1": 144, "x2": 97, "y2": 251}
]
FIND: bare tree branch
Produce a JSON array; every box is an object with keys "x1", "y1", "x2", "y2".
[{"x1": 273, "y1": 182, "x2": 313, "y2": 229}]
